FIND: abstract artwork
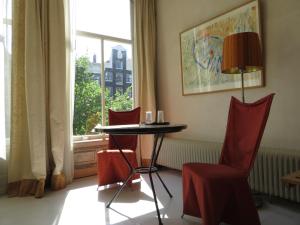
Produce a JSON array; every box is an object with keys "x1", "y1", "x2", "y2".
[{"x1": 180, "y1": 0, "x2": 263, "y2": 95}]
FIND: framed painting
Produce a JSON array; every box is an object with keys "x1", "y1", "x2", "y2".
[{"x1": 180, "y1": 0, "x2": 263, "y2": 95}]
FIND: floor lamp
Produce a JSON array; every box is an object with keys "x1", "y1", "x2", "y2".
[
  {"x1": 221, "y1": 32, "x2": 264, "y2": 207},
  {"x1": 221, "y1": 32, "x2": 263, "y2": 103}
]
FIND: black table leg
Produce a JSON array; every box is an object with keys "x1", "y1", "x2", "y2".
[
  {"x1": 149, "y1": 170, "x2": 163, "y2": 225},
  {"x1": 149, "y1": 134, "x2": 163, "y2": 224},
  {"x1": 106, "y1": 171, "x2": 135, "y2": 208},
  {"x1": 152, "y1": 135, "x2": 173, "y2": 198},
  {"x1": 111, "y1": 135, "x2": 134, "y2": 172},
  {"x1": 148, "y1": 134, "x2": 173, "y2": 225},
  {"x1": 106, "y1": 135, "x2": 135, "y2": 208},
  {"x1": 155, "y1": 172, "x2": 173, "y2": 198}
]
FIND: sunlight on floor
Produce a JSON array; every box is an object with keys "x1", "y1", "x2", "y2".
[
  {"x1": 57, "y1": 177, "x2": 163, "y2": 225},
  {"x1": 2, "y1": 170, "x2": 298, "y2": 225}
]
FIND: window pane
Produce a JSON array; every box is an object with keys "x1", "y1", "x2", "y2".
[
  {"x1": 5, "y1": 0, "x2": 12, "y2": 20},
  {"x1": 74, "y1": 36, "x2": 102, "y2": 135},
  {"x1": 104, "y1": 41, "x2": 133, "y2": 124},
  {"x1": 76, "y1": 0, "x2": 131, "y2": 40}
]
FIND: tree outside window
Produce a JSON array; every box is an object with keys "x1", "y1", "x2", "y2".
[{"x1": 73, "y1": 56, "x2": 133, "y2": 135}]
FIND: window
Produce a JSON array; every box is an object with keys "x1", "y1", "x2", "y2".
[
  {"x1": 115, "y1": 72, "x2": 123, "y2": 85},
  {"x1": 107, "y1": 86, "x2": 113, "y2": 96},
  {"x1": 128, "y1": 86, "x2": 132, "y2": 98},
  {"x1": 74, "y1": 0, "x2": 133, "y2": 134},
  {"x1": 115, "y1": 59, "x2": 123, "y2": 69},
  {"x1": 105, "y1": 71, "x2": 113, "y2": 82},
  {"x1": 116, "y1": 87, "x2": 123, "y2": 94},
  {"x1": 125, "y1": 73, "x2": 132, "y2": 83},
  {"x1": 117, "y1": 50, "x2": 123, "y2": 59},
  {"x1": 76, "y1": 0, "x2": 131, "y2": 40}
]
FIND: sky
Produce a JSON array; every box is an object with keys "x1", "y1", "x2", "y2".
[
  {"x1": 76, "y1": 0, "x2": 132, "y2": 63},
  {"x1": 76, "y1": 37, "x2": 132, "y2": 65}
]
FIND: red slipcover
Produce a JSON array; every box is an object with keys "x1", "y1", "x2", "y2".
[
  {"x1": 182, "y1": 94, "x2": 274, "y2": 225},
  {"x1": 97, "y1": 107, "x2": 140, "y2": 186}
]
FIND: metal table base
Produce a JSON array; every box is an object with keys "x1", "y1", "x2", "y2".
[{"x1": 106, "y1": 133, "x2": 171, "y2": 225}]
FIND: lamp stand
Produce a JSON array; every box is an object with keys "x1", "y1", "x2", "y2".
[{"x1": 240, "y1": 69, "x2": 245, "y2": 103}]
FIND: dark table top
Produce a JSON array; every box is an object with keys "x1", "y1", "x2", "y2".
[{"x1": 94, "y1": 123, "x2": 187, "y2": 135}]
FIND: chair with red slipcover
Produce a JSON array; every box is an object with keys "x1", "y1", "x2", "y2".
[
  {"x1": 182, "y1": 94, "x2": 274, "y2": 225},
  {"x1": 96, "y1": 107, "x2": 140, "y2": 187}
]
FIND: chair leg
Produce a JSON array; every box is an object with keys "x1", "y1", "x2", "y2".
[{"x1": 155, "y1": 172, "x2": 173, "y2": 198}]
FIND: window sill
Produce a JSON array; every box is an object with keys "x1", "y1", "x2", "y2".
[
  {"x1": 73, "y1": 135, "x2": 108, "y2": 149},
  {"x1": 73, "y1": 133, "x2": 108, "y2": 141}
]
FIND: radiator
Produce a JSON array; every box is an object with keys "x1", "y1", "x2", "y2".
[{"x1": 157, "y1": 137, "x2": 300, "y2": 202}]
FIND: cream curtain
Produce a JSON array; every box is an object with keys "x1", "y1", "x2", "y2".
[
  {"x1": 133, "y1": 0, "x2": 157, "y2": 162},
  {"x1": 8, "y1": 0, "x2": 74, "y2": 197}
]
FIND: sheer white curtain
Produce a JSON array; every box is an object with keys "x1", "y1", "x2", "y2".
[
  {"x1": 64, "y1": 0, "x2": 76, "y2": 184},
  {"x1": 0, "y1": 0, "x2": 11, "y2": 194}
]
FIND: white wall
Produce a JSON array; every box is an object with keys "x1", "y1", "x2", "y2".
[{"x1": 156, "y1": 0, "x2": 300, "y2": 151}]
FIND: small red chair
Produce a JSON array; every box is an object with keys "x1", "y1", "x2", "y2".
[
  {"x1": 182, "y1": 94, "x2": 274, "y2": 225},
  {"x1": 97, "y1": 107, "x2": 140, "y2": 187}
]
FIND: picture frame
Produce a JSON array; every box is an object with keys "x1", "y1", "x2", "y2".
[{"x1": 180, "y1": 0, "x2": 263, "y2": 96}]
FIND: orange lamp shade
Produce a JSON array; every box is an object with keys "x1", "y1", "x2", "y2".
[{"x1": 221, "y1": 32, "x2": 263, "y2": 74}]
